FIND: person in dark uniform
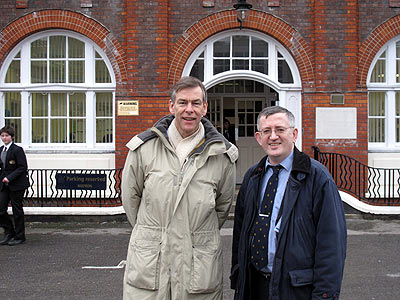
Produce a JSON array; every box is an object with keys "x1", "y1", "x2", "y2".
[
  {"x1": 0, "y1": 125, "x2": 30, "y2": 246},
  {"x1": 223, "y1": 118, "x2": 236, "y2": 145}
]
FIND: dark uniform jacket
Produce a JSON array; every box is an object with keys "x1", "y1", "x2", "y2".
[
  {"x1": 231, "y1": 147, "x2": 347, "y2": 300},
  {"x1": 0, "y1": 143, "x2": 29, "y2": 191}
]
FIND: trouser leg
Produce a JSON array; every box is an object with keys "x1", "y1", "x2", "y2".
[
  {"x1": 249, "y1": 264, "x2": 270, "y2": 300},
  {"x1": 0, "y1": 190, "x2": 15, "y2": 236},
  {"x1": 9, "y1": 189, "x2": 25, "y2": 240}
]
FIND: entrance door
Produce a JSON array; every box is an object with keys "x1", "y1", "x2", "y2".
[
  {"x1": 207, "y1": 97, "x2": 223, "y2": 132},
  {"x1": 235, "y1": 98, "x2": 266, "y2": 182}
]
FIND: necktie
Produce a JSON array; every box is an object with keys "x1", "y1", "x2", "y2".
[
  {"x1": 1, "y1": 147, "x2": 7, "y2": 167},
  {"x1": 250, "y1": 165, "x2": 282, "y2": 271}
]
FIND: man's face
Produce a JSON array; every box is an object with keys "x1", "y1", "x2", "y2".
[
  {"x1": 0, "y1": 132, "x2": 12, "y2": 145},
  {"x1": 169, "y1": 86, "x2": 208, "y2": 138},
  {"x1": 255, "y1": 112, "x2": 298, "y2": 165}
]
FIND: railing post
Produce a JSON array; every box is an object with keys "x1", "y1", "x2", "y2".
[{"x1": 312, "y1": 146, "x2": 320, "y2": 161}]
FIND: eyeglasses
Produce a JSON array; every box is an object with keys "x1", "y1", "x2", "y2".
[{"x1": 258, "y1": 127, "x2": 294, "y2": 136}]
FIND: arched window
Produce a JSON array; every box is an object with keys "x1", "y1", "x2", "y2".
[
  {"x1": 368, "y1": 37, "x2": 400, "y2": 150},
  {"x1": 185, "y1": 30, "x2": 299, "y2": 87},
  {"x1": 0, "y1": 30, "x2": 115, "y2": 150}
]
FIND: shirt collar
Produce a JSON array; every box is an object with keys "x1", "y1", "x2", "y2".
[
  {"x1": 3, "y1": 141, "x2": 13, "y2": 150},
  {"x1": 265, "y1": 150, "x2": 294, "y2": 173}
]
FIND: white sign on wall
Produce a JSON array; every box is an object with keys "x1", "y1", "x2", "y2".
[{"x1": 316, "y1": 107, "x2": 357, "y2": 139}]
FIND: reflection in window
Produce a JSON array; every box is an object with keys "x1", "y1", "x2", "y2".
[{"x1": 368, "y1": 92, "x2": 385, "y2": 143}]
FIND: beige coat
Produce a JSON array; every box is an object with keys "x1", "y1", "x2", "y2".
[{"x1": 122, "y1": 116, "x2": 238, "y2": 300}]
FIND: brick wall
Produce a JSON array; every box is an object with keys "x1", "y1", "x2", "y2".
[{"x1": 2, "y1": 1, "x2": 400, "y2": 168}]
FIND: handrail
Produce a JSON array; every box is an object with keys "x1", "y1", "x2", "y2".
[{"x1": 312, "y1": 146, "x2": 400, "y2": 206}]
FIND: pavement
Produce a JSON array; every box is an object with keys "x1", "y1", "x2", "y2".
[{"x1": 1, "y1": 215, "x2": 400, "y2": 300}]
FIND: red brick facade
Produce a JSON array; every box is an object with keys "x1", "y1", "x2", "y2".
[{"x1": 2, "y1": 1, "x2": 400, "y2": 169}]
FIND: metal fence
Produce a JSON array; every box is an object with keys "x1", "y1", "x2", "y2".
[
  {"x1": 24, "y1": 168, "x2": 122, "y2": 207},
  {"x1": 313, "y1": 146, "x2": 400, "y2": 206}
]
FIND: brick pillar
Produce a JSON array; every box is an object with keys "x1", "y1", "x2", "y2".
[{"x1": 116, "y1": 0, "x2": 170, "y2": 168}]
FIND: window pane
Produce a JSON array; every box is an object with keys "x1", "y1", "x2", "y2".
[
  {"x1": 50, "y1": 61, "x2": 66, "y2": 83},
  {"x1": 95, "y1": 60, "x2": 111, "y2": 83},
  {"x1": 233, "y1": 59, "x2": 249, "y2": 70},
  {"x1": 96, "y1": 119, "x2": 113, "y2": 143},
  {"x1": 214, "y1": 37, "x2": 230, "y2": 57},
  {"x1": 370, "y1": 52, "x2": 386, "y2": 83},
  {"x1": 68, "y1": 37, "x2": 85, "y2": 58},
  {"x1": 4, "y1": 92, "x2": 21, "y2": 117},
  {"x1": 368, "y1": 92, "x2": 385, "y2": 116},
  {"x1": 369, "y1": 119, "x2": 385, "y2": 143},
  {"x1": 51, "y1": 119, "x2": 67, "y2": 143},
  {"x1": 49, "y1": 36, "x2": 66, "y2": 58},
  {"x1": 5, "y1": 119, "x2": 21, "y2": 143},
  {"x1": 70, "y1": 93, "x2": 86, "y2": 117},
  {"x1": 5, "y1": 60, "x2": 20, "y2": 83},
  {"x1": 368, "y1": 92, "x2": 385, "y2": 143},
  {"x1": 70, "y1": 119, "x2": 86, "y2": 143},
  {"x1": 233, "y1": 36, "x2": 249, "y2": 57},
  {"x1": 32, "y1": 119, "x2": 48, "y2": 143},
  {"x1": 32, "y1": 93, "x2": 48, "y2": 117},
  {"x1": 96, "y1": 93, "x2": 113, "y2": 117},
  {"x1": 278, "y1": 58, "x2": 294, "y2": 83},
  {"x1": 31, "y1": 61, "x2": 47, "y2": 83},
  {"x1": 96, "y1": 92, "x2": 113, "y2": 143},
  {"x1": 252, "y1": 59, "x2": 268, "y2": 74},
  {"x1": 189, "y1": 59, "x2": 204, "y2": 81},
  {"x1": 213, "y1": 59, "x2": 230, "y2": 75},
  {"x1": 51, "y1": 93, "x2": 67, "y2": 116},
  {"x1": 69, "y1": 61, "x2": 84, "y2": 83},
  {"x1": 252, "y1": 38, "x2": 268, "y2": 57},
  {"x1": 31, "y1": 38, "x2": 47, "y2": 58},
  {"x1": 397, "y1": 60, "x2": 400, "y2": 83}
]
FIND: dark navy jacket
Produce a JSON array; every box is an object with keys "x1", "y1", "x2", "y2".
[
  {"x1": 0, "y1": 143, "x2": 29, "y2": 192},
  {"x1": 231, "y1": 147, "x2": 347, "y2": 300}
]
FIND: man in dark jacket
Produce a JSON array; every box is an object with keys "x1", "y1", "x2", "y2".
[
  {"x1": 0, "y1": 125, "x2": 30, "y2": 246},
  {"x1": 231, "y1": 106, "x2": 346, "y2": 300}
]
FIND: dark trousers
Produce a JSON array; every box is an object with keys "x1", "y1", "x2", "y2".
[
  {"x1": 0, "y1": 188, "x2": 26, "y2": 240},
  {"x1": 249, "y1": 264, "x2": 271, "y2": 300}
]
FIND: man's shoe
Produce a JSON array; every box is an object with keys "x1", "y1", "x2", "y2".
[
  {"x1": 0, "y1": 234, "x2": 14, "y2": 245},
  {"x1": 8, "y1": 238, "x2": 25, "y2": 246}
]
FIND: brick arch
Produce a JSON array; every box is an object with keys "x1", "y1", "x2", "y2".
[
  {"x1": 358, "y1": 15, "x2": 400, "y2": 87},
  {"x1": 169, "y1": 9, "x2": 314, "y2": 88},
  {"x1": 0, "y1": 9, "x2": 127, "y2": 84}
]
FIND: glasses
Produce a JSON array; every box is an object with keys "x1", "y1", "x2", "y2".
[{"x1": 258, "y1": 127, "x2": 294, "y2": 136}]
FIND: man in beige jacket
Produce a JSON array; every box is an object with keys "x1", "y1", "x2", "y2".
[{"x1": 122, "y1": 76, "x2": 238, "y2": 300}]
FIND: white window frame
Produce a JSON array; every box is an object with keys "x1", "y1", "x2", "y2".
[
  {"x1": 0, "y1": 30, "x2": 116, "y2": 152},
  {"x1": 183, "y1": 29, "x2": 301, "y2": 91},
  {"x1": 367, "y1": 36, "x2": 400, "y2": 151}
]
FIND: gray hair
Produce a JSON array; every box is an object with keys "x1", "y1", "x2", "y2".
[
  {"x1": 170, "y1": 76, "x2": 207, "y2": 104},
  {"x1": 257, "y1": 106, "x2": 295, "y2": 130}
]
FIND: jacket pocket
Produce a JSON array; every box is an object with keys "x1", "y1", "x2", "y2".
[
  {"x1": 188, "y1": 231, "x2": 222, "y2": 293},
  {"x1": 289, "y1": 268, "x2": 313, "y2": 287},
  {"x1": 126, "y1": 239, "x2": 161, "y2": 290}
]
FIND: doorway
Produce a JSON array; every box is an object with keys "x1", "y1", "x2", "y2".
[{"x1": 207, "y1": 79, "x2": 278, "y2": 182}]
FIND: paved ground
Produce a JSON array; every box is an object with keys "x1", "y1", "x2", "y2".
[{"x1": 1, "y1": 215, "x2": 400, "y2": 300}]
